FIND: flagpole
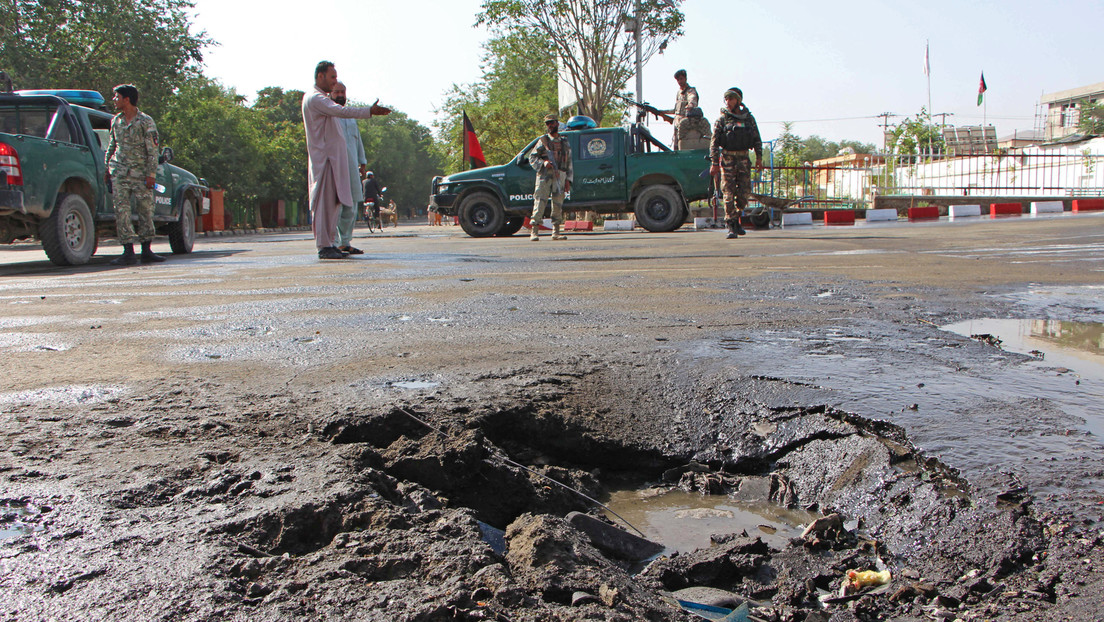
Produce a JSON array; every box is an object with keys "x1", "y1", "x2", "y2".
[{"x1": 925, "y1": 40, "x2": 933, "y2": 156}]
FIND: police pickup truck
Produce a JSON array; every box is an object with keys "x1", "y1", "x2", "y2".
[
  {"x1": 0, "y1": 88, "x2": 208, "y2": 265},
  {"x1": 430, "y1": 120, "x2": 711, "y2": 236}
]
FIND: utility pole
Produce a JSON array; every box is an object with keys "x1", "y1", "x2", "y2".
[
  {"x1": 932, "y1": 112, "x2": 954, "y2": 127},
  {"x1": 877, "y1": 112, "x2": 899, "y2": 152}
]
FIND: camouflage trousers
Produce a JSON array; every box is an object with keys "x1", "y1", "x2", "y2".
[
  {"x1": 531, "y1": 172, "x2": 566, "y2": 226},
  {"x1": 719, "y1": 152, "x2": 752, "y2": 224},
  {"x1": 112, "y1": 178, "x2": 155, "y2": 244}
]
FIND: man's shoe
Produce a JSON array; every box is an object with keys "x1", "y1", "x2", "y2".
[
  {"x1": 110, "y1": 244, "x2": 138, "y2": 265},
  {"x1": 318, "y1": 247, "x2": 347, "y2": 259},
  {"x1": 140, "y1": 241, "x2": 165, "y2": 263},
  {"x1": 734, "y1": 222, "x2": 747, "y2": 236},
  {"x1": 338, "y1": 246, "x2": 364, "y2": 255},
  {"x1": 726, "y1": 230, "x2": 739, "y2": 239}
]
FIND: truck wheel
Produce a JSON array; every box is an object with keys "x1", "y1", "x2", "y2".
[
  {"x1": 495, "y1": 216, "x2": 525, "y2": 237},
  {"x1": 39, "y1": 193, "x2": 97, "y2": 266},
  {"x1": 458, "y1": 192, "x2": 505, "y2": 237},
  {"x1": 168, "y1": 198, "x2": 196, "y2": 254},
  {"x1": 750, "y1": 209, "x2": 771, "y2": 229},
  {"x1": 634, "y1": 185, "x2": 685, "y2": 232}
]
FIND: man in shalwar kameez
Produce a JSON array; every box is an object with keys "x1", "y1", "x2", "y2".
[{"x1": 302, "y1": 60, "x2": 389, "y2": 259}]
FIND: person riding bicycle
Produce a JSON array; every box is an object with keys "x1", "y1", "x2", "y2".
[{"x1": 362, "y1": 171, "x2": 382, "y2": 223}]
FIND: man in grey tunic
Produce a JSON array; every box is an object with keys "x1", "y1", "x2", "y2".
[
  {"x1": 329, "y1": 81, "x2": 368, "y2": 255},
  {"x1": 302, "y1": 60, "x2": 389, "y2": 259}
]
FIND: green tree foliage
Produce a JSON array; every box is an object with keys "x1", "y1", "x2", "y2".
[
  {"x1": 436, "y1": 30, "x2": 558, "y2": 173},
  {"x1": 476, "y1": 0, "x2": 684, "y2": 124},
  {"x1": 357, "y1": 109, "x2": 446, "y2": 217},
  {"x1": 1076, "y1": 101, "x2": 1104, "y2": 135},
  {"x1": 0, "y1": 0, "x2": 211, "y2": 117},
  {"x1": 158, "y1": 78, "x2": 266, "y2": 222},
  {"x1": 890, "y1": 108, "x2": 944, "y2": 156},
  {"x1": 252, "y1": 87, "x2": 307, "y2": 207}
]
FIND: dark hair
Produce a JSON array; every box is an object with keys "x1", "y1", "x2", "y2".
[
  {"x1": 674, "y1": 69, "x2": 687, "y2": 80},
  {"x1": 113, "y1": 84, "x2": 139, "y2": 106},
  {"x1": 315, "y1": 60, "x2": 335, "y2": 80}
]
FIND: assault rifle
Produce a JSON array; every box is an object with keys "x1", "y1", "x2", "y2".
[{"x1": 616, "y1": 94, "x2": 674, "y2": 124}]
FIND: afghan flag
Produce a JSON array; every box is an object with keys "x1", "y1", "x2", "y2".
[
  {"x1": 977, "y1": 72, "x2": 987, "y2": 106},
  {"x1": 462, "y1": 111, "x2": 486, "y2": 169}
]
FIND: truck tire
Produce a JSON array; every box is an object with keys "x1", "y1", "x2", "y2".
[
  {"x1": 39, "y1": 193, "x2": 97, "y2": 266},
  {"x1": 634, "y1": 185, "x2": 685, "y2": 232},
  {"x1": 750, "y1": 210, "x2": 771, "y2": 229},
  {"x1": 495, "y1": 215, "x2": 525, "y2": 237},
  {"x1": 458, "y1": 191, "x2": 505, "y2": 237},
  {"x1": 168, "y1": 197, "x2": 196, "y2": 254}
]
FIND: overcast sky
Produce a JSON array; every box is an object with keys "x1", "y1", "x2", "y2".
[{"x1": 189, "y1": 0, "x2": 1104, "y2": 149}]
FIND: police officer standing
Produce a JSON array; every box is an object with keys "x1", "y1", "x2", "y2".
[
  {"x1": 664, "y1": 69, "x2": 699, "y2": 150},
  {"x1": 104, "y1": 84, "x2": 163, "y2": 265},
  {"x1": 528, "y1": 114, "x2": 573, "y2": 241},
  {"x1": 709, "y1": 87, "x2": 763, "y2": 239}
]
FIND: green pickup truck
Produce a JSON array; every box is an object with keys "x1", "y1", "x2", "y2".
[
  {"x1": 0, "y1": 89, "x2": 208, "y2": 265},
  {"x1": 430, "y1": 124, "x2": 712, "y2": 236}
]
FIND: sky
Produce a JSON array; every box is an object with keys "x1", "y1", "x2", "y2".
[{"x1": 188, "y1": 0, "x2": 1104, "y2": 150}]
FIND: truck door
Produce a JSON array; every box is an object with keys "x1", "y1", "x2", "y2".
[
  {"x1": 567, "y1": 130, "x2": 623, "y2": 205},
  {"x1": 504, "y1": 138, "x2": 539, "y2": 212}
]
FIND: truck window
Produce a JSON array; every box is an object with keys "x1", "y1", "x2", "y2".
[
  {"x1": 46, "y1": 109, "x2": 73, "y2": 143},
  {"x1": 0, "y1": 106, "x2": 55, "y2": 138},
  {"x1": 578, "y1": 132, "x2": 614, "y2": 161}
]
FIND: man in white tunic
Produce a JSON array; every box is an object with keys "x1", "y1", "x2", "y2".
[{"x1": 303, "y1": 61, "x2": 389, "y2": 259}]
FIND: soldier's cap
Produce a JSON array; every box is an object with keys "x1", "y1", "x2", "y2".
[
  {"x1": 543, "y1": 114, "x2": 558, "y2": 123},
  {"x1": 724, "y1": 87, "x2": 743, "y2": 100}
]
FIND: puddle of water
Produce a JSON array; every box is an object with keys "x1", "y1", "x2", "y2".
[
  {"x1": 603, "y1": 488, "x2": 816, "y2": 554},
  {"x1": 941, "y1": 319, "x2": 1104, "y2": 384},
  {"x1": 1, "y1": 503, "x2": 41, "y2": 543},
  {"x1": 388, "y1": 380, "x2": 441, "y2": 390},
  {"x1": 0, "y1": 384, "x2": 128, "y2": 407}
]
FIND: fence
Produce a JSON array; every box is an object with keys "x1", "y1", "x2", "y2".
[{"x1": 754, "y1": 152, "x2": 1104, "y2": 210}]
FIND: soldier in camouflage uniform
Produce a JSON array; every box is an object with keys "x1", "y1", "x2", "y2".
[
  {"x1": 665, "y1": 69, "x2": 699, "y2": 150},
  {"x1": 709, "y1": 87, "x2": 763, "y2": 239},
  {"x1": 104, "y1": 84, "x2": 163, "y2": 265},
  {"x1": 527, "y1": 114, "x2": 573, "y2": 241}
]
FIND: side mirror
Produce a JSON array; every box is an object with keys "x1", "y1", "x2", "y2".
[
  {"x1": 381, "y1": 186, "x2": 388, "y2": 193},
  {"x1": 517, "y1": 158, "x2": 532, "y2": 170},
  {"x1": 158, "y1": 146, "x2": 174, "y2": 164}
]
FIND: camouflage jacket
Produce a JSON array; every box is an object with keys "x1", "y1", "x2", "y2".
[
  {"x1": 528, "y1": 133, "x2": 574, "y2": 182},
  {"x1": 105, "y1": 110, "x2": 159, "y2": 179},
  {"x1": 673, "y1": 86, "x2": 699, "y2": 118}
]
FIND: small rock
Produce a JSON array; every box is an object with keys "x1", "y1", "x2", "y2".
[
  {"x1": 571, "y1": 591, "x2": 599, "y2": 606},
  {"x1": 801, "y1": 513, "x2": 843, "y2": 539},
  {"x1": 598, "y1": 584, "x2": 620, "y2": 607}
]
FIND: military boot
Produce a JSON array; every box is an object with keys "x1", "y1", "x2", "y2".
[
  {"x1": 551, "y1": 224, "x2": 567, "y2": 240},
  {"x1": 110, "y1": 243, "x2": 138, "y2": 265},
  {"x1": 530, "y1": 224, "x2": 540, "y2": 241},
  {"x1": 140, "y1": 241, "x2": 165, "y2": 263},
  {"x1": 725, "y1": 221, "x2": 739, "y2": 239},
  {"x1": 733, "y1": 218, "x2": 747, "y2": 236}
]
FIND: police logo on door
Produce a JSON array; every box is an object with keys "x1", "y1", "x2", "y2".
[{"x1": 587, "y1": 138, "x2": 607, "y2": 158}]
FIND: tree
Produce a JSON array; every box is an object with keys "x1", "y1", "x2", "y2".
[
  {"x1": 476, "y1": 0, "x2": 685, "y2": 125},
  {"x1": 1077, "y1": 101, "x2": 1104, "y2": 135},
  {"x1": 436, "y1": 30, "x2": 559, "y2": 173},
  {"x1": 0, "y1": 0, "x2": 212, "y2": 118},
  {"x1": 890, "y1": 108, "x2": 944, "y2": 157},
  {"x1": 357, "y1": 109, "x2": 446, "y2": 217},
  {"x1": 158, "y1": 78, "x2": 266, "y2": 222},
  {"x1": 253, "y1": 87, "x2": 308, "y2": 208}
]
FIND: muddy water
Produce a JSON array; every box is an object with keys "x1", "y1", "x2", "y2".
[
  {"x1": 693, "y1": 303, "x2": 1104, "y2": 504},
  {"x1": 603, "y1": 488, "x2": 817, "y2": 554}
]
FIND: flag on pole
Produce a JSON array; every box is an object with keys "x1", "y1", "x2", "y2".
[
  {"x1": 923, "y1": 42, "x2": 930, "y2": 76},
  {"x1": 462, "y1": 111, "x2": 486, "y2": 169},
  {"x1": 977, "y1": 72, "x2": 987, "y2": 106}
]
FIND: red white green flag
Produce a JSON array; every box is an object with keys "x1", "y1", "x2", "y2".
[
  {"x1": 462, "y1": 111, "x2": 486, "y2": 169},
  {"x1": 977, "y1": 72, "x2": 987, "y2": 106}
]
